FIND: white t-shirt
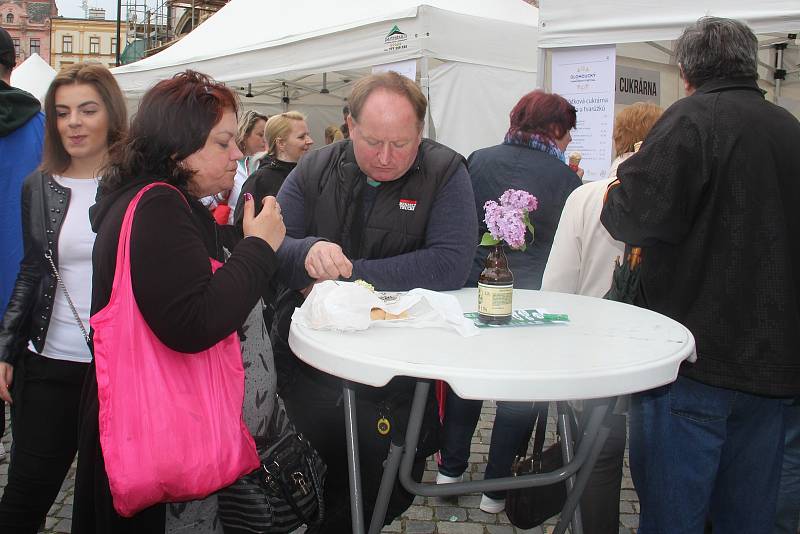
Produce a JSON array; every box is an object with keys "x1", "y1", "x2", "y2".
[
  {"x1": 29, "y1": 176, "x2": 97, "y2": 363},
  {"x1": 541, "y1": 154, "x2": 632, "y2": 298}
]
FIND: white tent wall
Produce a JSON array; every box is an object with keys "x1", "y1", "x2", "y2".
[
  {"x1": 111, "y1": 0, "x2": 538, "y2": 159},
  {"x1": 429, "y1": 62, "x2": 538, "y2": 158},
  {"x1": 538, "y1": 0, "x2": 800, "y2": 48},
  {"x1": 10, "y1": 53, "x2": 56, "y2": 104}
]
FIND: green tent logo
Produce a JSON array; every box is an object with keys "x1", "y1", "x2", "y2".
[{"x1": 385, "y1": 24, "x2": 408, "y2": 48}]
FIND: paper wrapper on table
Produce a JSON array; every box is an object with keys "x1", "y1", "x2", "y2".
[{"x1": 292, "y1": 280, "x2": 479, "y2": 337}]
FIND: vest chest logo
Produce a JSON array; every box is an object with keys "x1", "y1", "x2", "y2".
[{"x1": 399, "y1": 199, "x2": 417, "y2": 212}]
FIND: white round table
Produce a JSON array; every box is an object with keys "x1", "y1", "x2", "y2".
[
  {"x1": 288, "y1": 288, "x2": 695, "y2": 534},
  {"x1": 289, "y1": 288, "x2": 695, "y2": 401}
]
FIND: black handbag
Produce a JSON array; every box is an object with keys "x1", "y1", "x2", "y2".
[
  {"x1": 505, "y1": 402, "x2": 568, "y2": 529},
  {"x1": 218, "y1": 402, "x2": 326, "y2": 533}
]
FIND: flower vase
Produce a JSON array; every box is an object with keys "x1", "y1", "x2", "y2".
[{"x1": 477, "y1": 244, "x2": 514, "y2": 325}]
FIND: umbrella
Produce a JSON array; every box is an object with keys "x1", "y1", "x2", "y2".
[{"x1": 603, "y1": 245, "x2": 642, "y2": 304}]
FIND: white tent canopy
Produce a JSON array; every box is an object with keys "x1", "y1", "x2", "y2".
[
  {"x1": 112, "y1": 0, "x2": 539, "y2": 157},
  {"x1": 10, "y1": 53, "x2": 56, "y2": 104},
  {"x1": 538, "y1": 0, "x2": 800, "y2": 48}
]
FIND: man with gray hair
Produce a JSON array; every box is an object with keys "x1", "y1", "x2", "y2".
[{"x1": 602, "y1": 17, "x2": 800, "y2": 532}]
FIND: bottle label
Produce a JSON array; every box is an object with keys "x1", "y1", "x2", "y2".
[{"x1": 478, "y1": 283, "x2": 513, "y2": 317}]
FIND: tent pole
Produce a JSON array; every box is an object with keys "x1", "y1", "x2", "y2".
[
  {"x1": 420, "y1": 55, "x2": 434, "y2": 140},
  {"x1": 536, "y1": 48, "x2": 546, "y2": 90},
  {"x1": 774, "y1": 43, "x2": 786, "y2": 103}
]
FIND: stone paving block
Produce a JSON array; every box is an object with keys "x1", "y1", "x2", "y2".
[
  {"x1": 458, "y1": 494, "x2": 482, "y2": 508},
  {"x1": 437, "y1": 521, "x2": 485, "y2": 534},
  {"x1": 422, "y1": 470, "x2": 437, "y2": 483},
  {"x1": 620, "y1": 489, "x2": 638, "y2": 501},
  {"x1": 404, "y1": 505, "x2": 433, "y2": 521},
  {"x1": 53, "y1": 518, "x2": 72, "y2": 533},
  {"x1": 404, "y1": 520, "x2": 436, "y2": 534},
  {"x1": 487, "y1": 525, "x2": 516, "y2": 534},
  {"x1": 434, "y1": 506, "x2": 468, "y2": 522},
  {"x1": 468, "y1": 508, "x2": 497, "y2": 523},
  {"x1": 619, "y1": 500, "x2": 635, "y2": 513},
  {"x1": 382, "y1": 519, "x2": 402, "y2": 532},
  {"x1": 45, "y1": 516, "x2": 59, "y2": 529},
  {"x1": 56, "y1": 504, "x2": 73, "y2": 519},
  {"x1": 620, "y1": 513, "x2": 640, "y2": 529}
]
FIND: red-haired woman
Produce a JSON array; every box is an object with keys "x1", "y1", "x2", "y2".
[
  {"x1": 437, "y1": 90, "x2": 583, "y2": 514},
  {"x1": 72, "y1": 71, "x2": 285, "y2": 533}
]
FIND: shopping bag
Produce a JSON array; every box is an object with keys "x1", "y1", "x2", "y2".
[{"x1": 91, "y1": 182, "x2": 259, "y2": 517}]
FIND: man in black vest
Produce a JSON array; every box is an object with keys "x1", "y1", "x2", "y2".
[{"x1": 273, "y1": 71, "x2": 477, "y2": 531}]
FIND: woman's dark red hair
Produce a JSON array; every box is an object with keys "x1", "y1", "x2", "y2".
[
  {"x1": 101, "y1": 70, "x2": 239, "y2": 194},
  {"x1": 507, "y1": 90, "x2": 577, "y2": 144}
]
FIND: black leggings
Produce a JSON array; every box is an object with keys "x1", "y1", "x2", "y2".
[{"x1": 0, "y1": 350, "x2": 88, "y2": 534}]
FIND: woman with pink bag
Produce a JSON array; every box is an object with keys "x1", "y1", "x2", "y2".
[{"x1": 71, "y1": 70, "x2": 286, "y2": 533}]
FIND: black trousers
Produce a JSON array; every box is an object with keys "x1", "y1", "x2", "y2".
[
  {"x1": 0, "y1": 350, "x2": 88, "y2": 534},
  {"x1": 577, "y1": 401, "x2": 628, "y2": 534},
  {"x1": 282, "y1": 363, "x2": 430, "y2": 533}
]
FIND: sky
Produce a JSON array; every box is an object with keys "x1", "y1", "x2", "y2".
[{"x1": 56, "y1": 0, "x2": 131, "y2": 20}]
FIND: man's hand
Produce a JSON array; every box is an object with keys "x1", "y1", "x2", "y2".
[
  {"x1": 305, "y1": 242, "x2": 353, "y2": 281},
  {"x1": 0, "y1": 362, "x2": 14, "y2": 404}
]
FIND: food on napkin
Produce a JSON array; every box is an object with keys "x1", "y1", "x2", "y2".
[
  {"x1": 292, "y1": 280, "x2": 478, "y2": 336},
  {"x1": 370, "y1": 308, "x2": 409, "y2": 321}
]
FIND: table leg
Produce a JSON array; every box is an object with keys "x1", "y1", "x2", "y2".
[
  {"x1": 553, "y1": 398, "x2": 614, "y2": 534},
  {"x1": 343, "y1": 382, "x2": 365, "y2": 534},
  {"x1": 557, "y1": 402, "x2": 585, "y2": 534},
  {"x1": 367, "y1": 442, "x2": 405, "y2": 534}
]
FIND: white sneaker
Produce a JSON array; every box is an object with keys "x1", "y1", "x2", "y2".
[
  {"x1": 435, "y1": 472, "x2": 462, "y2": 484},
  {"x1": 479, "y1": 494, "x2": 506, "y2": 514}
]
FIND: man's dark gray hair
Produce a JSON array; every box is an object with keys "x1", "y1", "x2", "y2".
[{"x1": 675, "y1": 17, "x2": 758, "y2": 88}]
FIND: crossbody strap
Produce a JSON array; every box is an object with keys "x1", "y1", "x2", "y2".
[{"x1": 44, "y1": 249, "x2": 90, "y2": 344}]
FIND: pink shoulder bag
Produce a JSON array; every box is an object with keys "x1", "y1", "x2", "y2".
[{"x1": 91, "y1": 182, "x2": 259, "y2": 517}]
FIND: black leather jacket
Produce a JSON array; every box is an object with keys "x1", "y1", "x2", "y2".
[{"x1": 0, "y1": 171, "x2": 71, "y2": 365}]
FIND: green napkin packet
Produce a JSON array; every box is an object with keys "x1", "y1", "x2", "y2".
[{"x1": 464, "y1": 309, "x2": 570, "y2": 328}]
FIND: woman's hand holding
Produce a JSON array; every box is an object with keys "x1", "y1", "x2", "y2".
[
  {"x1": 242, "y1": 193, "x2": 286, "y2": 251},
  {"x1": 0, "y1": 362, "x2": 13, "y2": 404}
]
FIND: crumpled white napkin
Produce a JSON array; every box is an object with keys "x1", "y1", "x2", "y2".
[{"x1": 291, "y1": 280, "x2": 479, "y2": 337}]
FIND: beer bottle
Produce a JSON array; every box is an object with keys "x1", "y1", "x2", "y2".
[{"x1": 478, "y1": 244, "x2": 514, "y2": 324}]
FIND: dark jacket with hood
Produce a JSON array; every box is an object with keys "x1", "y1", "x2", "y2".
[
  {"x1": 0, "y1": 80, "x2": 44, "y2": 312},
  {"x1": 601, "y1": 78, "x2": 800, "y2": 397}
]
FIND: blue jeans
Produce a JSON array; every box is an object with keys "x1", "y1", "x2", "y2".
[
  {"x1": 774, "y1": 399, "x2": 800, "y2": 534},
  {"x1": 630, "y1": 375, "x2": 785, "y2": 534},
  {"x1": 439, "y1": 387, "x2": 535, "y2": 500}
]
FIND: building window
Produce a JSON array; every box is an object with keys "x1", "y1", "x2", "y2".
[
  {"x1": 89, "y1": 37, "x2": 100, "y2": 55},
  {"x1": 12, "y1": 38, "x2": 19, "y2": 56},
  {"x1": 30, "y1": 38, "x2": 40, "y2": 56},
  {"x1": 5, "y1": 13, "x2": 12, "y2": 24},
  {"x1": 62, "y1": 35, "x2": 73, "y2": 53},
  {"x1": 111, "y1": 38, "x2": 117, "y2": 55}
]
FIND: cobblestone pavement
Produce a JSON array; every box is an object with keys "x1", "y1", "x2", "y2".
[{"x1": 1, "y1": 402, "x2": 639, "y2": 534}]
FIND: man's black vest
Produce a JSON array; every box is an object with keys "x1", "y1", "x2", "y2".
[{"x1": 298, "y1": 139, "x2": 465, "y2": 261}]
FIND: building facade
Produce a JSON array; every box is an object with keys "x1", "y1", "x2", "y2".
[
  {"x1": 0, "y1": 0, "x2": 57, "y2": 65},
  {"x1": 51, "y1": 15, "x2": 119, "y2": 71}
]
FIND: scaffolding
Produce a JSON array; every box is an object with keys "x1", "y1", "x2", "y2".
[{"x1": 120, "y1": 0, "x2": 229, "y2": 63}]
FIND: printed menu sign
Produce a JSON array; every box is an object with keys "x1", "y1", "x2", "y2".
[{"x1": 551, "y1": 46, "x2": 616, "y2": 182}]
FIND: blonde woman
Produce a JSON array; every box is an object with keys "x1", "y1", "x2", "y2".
[
  {"x1": 234, "y1": 111, "x2": 313, "y2": 224},
  {"x1": 324, "y1": 124, "x2": 343, "y2": 144}
]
